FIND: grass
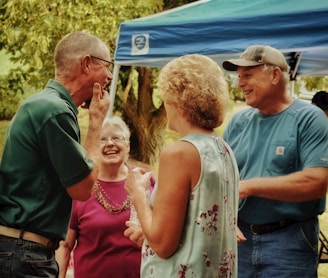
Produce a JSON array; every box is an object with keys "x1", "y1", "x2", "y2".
[{"x1": 0, "y1": 103, "x2": 327, "y2": 276}]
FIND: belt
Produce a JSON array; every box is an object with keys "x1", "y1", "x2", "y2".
[
  {"x1": 238, "y1": 218, "x2": 298, "y2": 235},
  {"x1": 0, "y1": 225, "x2": 59, "y2": 250}
]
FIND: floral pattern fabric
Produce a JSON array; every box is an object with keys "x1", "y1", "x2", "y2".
[{"x1": 141, "y1": 134, "x2": 239, "y2": 278}]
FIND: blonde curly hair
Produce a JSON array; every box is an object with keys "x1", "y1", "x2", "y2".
[{"x1": 158, "y1": 54, "x2": 229, "y2": 129}]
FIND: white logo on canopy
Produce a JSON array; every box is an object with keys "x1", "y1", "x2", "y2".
[{"x1": 131, "y1": 34, "x2": 149, "y2": 55}]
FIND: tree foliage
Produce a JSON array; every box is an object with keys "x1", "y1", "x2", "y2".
[
  {"x1": 0, "y1": 0, "x2": 195, "y2": 164},
  {"x1": 0, "y1": 0, "x2": 162, "y2": 89},
  {"x1": 301, "y1": 76, "x2": 328, "y2": 92},
  {"x1": 4, "y1": 0, "x2": 324, "y2": 165}
]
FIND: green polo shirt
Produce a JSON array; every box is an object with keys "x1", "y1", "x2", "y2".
[{"x1": 0, "y1": 80, "x2": 94, "y2": 241}]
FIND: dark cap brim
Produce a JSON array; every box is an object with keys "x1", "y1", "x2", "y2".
[{"x1": 222, "y1": 59, "x2": 264, "y2": 71}]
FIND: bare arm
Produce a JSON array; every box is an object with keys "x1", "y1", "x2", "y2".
[
  {"x1": 66, "y1": 83, "x2": 110, "y2": 201},
  {"x1": 55, "y1": 229, "x2": 77, "y2": 278},
  {"x1": 240, "y1": 167, "x2": 328, "y2": 202},
  {"x1": 125, "y1": 141, "x2": 199, "y2": 258}
]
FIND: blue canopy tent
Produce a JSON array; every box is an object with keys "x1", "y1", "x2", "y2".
[{"x1": 109, "y1": 0, "x2": 328, "y2": 114}]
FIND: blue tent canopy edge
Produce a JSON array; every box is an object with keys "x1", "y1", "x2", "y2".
[
  {"x1": 114, "y1": 0, "x2": 328, "y2": 77},
  {"x1": 108, "y1": 0, "x2": 328, "y2": 114}
]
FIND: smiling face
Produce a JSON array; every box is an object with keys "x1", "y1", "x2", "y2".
[
  {"x1": 99, "y1": 124, "x2": 130, "y2": 166},
  {"x1": 54, "y1": 32, "x2": 114, "y2": 107},
  {"x1": 237, "y1": 65, "x2": 276, "y2": 110},
  {"x1": 90, "y1": 54, "x2": 113, "y2": 87},
  {"x1": 82, "y1": 53, "x2": 113, "y2": 106}
]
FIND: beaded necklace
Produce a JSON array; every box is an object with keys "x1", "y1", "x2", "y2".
[{"x1": 93, "y1": 181, "x2": 131, "y2": 214}]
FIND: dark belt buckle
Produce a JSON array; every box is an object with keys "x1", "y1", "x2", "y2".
[
  {"x1": 250, "y1": 224, "x2": 259, "y2": 235},
  {"x1": 47, "y1": 240, "x2": 59, "y2": 250}
]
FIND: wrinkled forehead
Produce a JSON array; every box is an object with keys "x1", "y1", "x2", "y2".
[{"x1": 101, "y1": 125, "x2": 124, "y2": 136}]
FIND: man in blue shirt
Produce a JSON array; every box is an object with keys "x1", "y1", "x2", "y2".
[{"x1": 223, "y1": 45, "x2": 328, "y2": 277}]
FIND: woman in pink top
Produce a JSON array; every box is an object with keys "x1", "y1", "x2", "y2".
[{"x1": 56, "y1": 116, "x2": 155, "y2": 278}]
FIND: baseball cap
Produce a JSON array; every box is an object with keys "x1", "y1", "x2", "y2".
[{"x1": 222, "y1": 45, "x2": 289, "y2": 72}]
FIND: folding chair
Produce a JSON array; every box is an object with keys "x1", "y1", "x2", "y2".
[{"x1": 319, "y1": 230, "x2": 328, "y2": 263}]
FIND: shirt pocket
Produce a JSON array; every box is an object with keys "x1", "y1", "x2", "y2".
[{"x1": 266, "y1": 139, "x2": 298, "y2": 175}]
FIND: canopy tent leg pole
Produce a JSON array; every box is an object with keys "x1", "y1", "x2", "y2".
[{"x1": 107, "y1": 64, "x2": 121, "y2": 117}]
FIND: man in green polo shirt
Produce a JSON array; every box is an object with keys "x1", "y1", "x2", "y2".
[{"x1": 0, "y1": 31, "x2": 112, "y2": 277}]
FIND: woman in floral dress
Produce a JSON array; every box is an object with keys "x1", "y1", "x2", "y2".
[{"x1": 125, "y1": 54, "x2": 239, "y2": 278}]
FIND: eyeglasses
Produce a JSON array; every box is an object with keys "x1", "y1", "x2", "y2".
[
  {"x1": 100, "y1": 136, "x2": 126, "y2": 144},
  {"x1": 90, "y1": 55, "x2": 114, "y2": 71}
]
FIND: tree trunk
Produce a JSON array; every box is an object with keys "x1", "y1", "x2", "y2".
[{"x1": 122, "y1": 67, "x2": 167, "y2": 165}]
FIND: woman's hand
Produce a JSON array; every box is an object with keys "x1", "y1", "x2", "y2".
[
  {"x1": 124, "y1": 221, "x2": 145, "y2": 247},
  {"x1": 237, "y1": 226, "x2": 247, "y2": 243},
  {"x1": 124, "y1": 167, "x2": 152, "y2": 197}
]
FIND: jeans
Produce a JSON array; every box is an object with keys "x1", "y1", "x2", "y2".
[
  {"x1": 0, "y1": 235, "x2": 58, "y2": 278},
  {"x1": 238, "y1": 217, "x2": 319, "y2": 278}
]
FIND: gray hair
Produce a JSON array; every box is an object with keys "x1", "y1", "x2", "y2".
[
  {"x1": 54, "y1": 31, "x2": 109, "y2": 77},
  {"x1": 102, "y1": 116, "x2": 131, "y2": 142},
  {"x1": 263, "y1": 64, "x2": 289, "y2": 85}
]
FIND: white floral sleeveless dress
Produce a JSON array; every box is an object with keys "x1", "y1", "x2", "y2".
[{"x1": 141, "y1": 133, "x2": 239, "y2": 278}]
